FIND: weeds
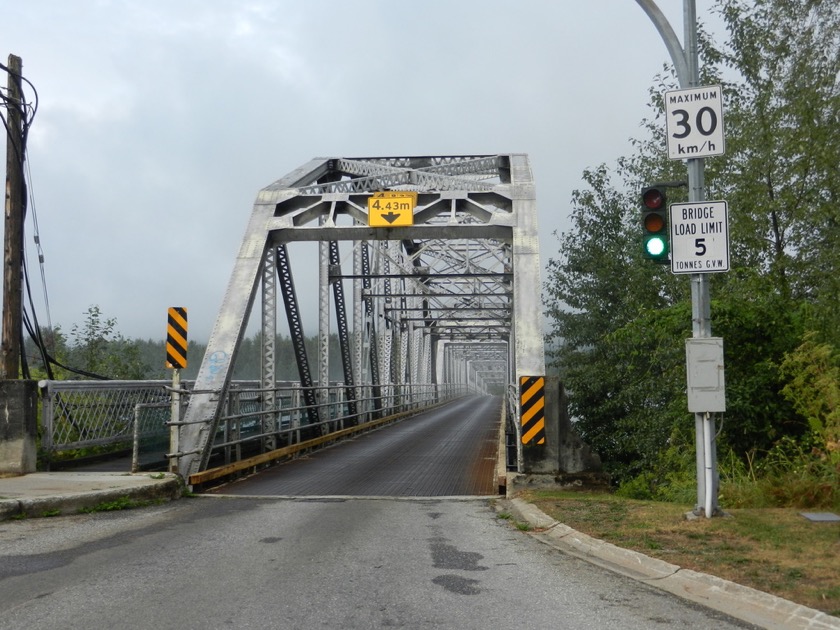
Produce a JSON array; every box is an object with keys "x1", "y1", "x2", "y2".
[
  {"x1": 78, "y1": 496, "x2": 158, "y2": 514},
  {"x1": 719, "y1": 435, "x2": 840, "y2": 511}
]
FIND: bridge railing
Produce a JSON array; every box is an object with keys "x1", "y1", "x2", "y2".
[
  {"x1": 507, "y1": 382, "x2": 524, "y2": 472},
  {"x1": 38, "y1": 380, "x2": 469, "y2": 470},
  {"x1": 201, "y1": 382, "x2": 465, "y2": 469},
  {"x1": 38, "y1": 380, "x2": 175, "y2": 469}
]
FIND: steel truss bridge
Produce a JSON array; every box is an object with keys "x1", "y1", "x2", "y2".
[{"x1": 175, "y1": 154, "x2": 547, "y2": 481}]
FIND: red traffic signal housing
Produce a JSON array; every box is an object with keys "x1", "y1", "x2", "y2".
[{"x1": 642, "y1": 187, "x2": 665, "y2": 210}]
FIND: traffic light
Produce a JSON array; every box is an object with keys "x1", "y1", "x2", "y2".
[{"x1": 641, "y1": 186, "x2": 669, "y2": 263}]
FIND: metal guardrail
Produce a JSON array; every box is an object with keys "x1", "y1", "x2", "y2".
[
  {"x1": 169, "y1": 382, "x2": 466, "y2": 473},
  {"x1": 38, "y1": 379, "x2": 471, "y2": 472},
  {"x1": 187, "y1": 398, "x2": 459, "y2": 487},
  {"x1": 39, "y1": 380, "x2": 175, "y2": 468},
  {"x1": 507, "y1": 383, "x2": 524, "y2": 472}
]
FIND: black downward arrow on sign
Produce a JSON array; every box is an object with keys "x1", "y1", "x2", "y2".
[{"x1": 382, "y1": 212, "x2": 400, "y2": 224}]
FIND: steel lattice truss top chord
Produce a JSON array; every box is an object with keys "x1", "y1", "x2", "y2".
[{"x1": 177, "y1": 155, "x2": 545, "y2": 478}]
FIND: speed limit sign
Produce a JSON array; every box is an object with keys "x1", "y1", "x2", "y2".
[{"x1": 664, "y1": 85, "x2": 725, "y2": 160}]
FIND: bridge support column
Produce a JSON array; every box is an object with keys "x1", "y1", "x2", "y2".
[
  {"x1": 0, "y1": 380, "x2": 37, "y2": 475},
  {"x1": 522, "y1": 376, "x2": 602, "y2": 479}
]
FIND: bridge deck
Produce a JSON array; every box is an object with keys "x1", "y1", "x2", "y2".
[{"x1": 208, "y1": 395, "x2": 501, "y2": 497}]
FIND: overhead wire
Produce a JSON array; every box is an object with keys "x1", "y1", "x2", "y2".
[
  {"x1": 26, "y1": 156, "x2": 53, "y2": 332},
  {"x1": 2, "y1": 59, "x2": 110, "y2": 380}
]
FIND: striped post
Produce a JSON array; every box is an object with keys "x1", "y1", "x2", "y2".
[
  {"x1": 165, "y1": 307, "x2": 188, "y2": 369},
  {"x1": 166, "y1": 307, "x2": 187, "y2": 472},
  {"x1": 520, "y1": 376, "x2": 546, "y2": 445}
]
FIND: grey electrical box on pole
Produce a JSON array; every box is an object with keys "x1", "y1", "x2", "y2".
[{"x1": 685, "y1": 338, "x2": 726, "y2": 412}]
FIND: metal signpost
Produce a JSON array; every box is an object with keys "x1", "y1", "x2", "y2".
[
  {"x1": 636, "y1": 0, "x2": 727, "y2": 517},
  {"x1": 166, "y1": 307, "x2": 188, "y2": 473}
]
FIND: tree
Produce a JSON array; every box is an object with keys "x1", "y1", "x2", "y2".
[
  {"x1": 23, "y1": 326, "x2": 69, "y2": 379},
  {"x1": 544, "y1": 0, "x2": 839, "y2": 486},
  {"x1": 779, "y1": 333, "x2": 840, "y2": 458},
  {"x1": 66, "y1": 305, "x2": 149, "y2": 379},
  {"x1": 713, "y1": 0, "x2": 840, "y2": 343}
]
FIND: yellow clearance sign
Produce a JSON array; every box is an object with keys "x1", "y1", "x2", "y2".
[{"x1": 368, "y1": 192, "x2": 415, "y2": 227}]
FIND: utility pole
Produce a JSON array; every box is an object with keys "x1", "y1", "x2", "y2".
[
  {"x1": 2, "y1": 54, "x2": 25, "y2": 379},
  {"x1": 0, "y1": 53, "x2": 37, "y2": 477}
]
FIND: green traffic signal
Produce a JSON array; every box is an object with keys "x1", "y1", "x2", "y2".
[
  {"x1": 641, "y1": 186, "x2": 669, "y2": 263},
  {"x1": 645, "y1": 235, "x2": 667, "y2": 257}
]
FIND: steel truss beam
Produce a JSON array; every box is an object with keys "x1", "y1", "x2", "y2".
[
  {"x1": 360, "y1": 242, "x2": 383, "y2": 415},
  {"x1": 260, "y1": 246, "x2": 277, "y2": 450},
  {"x1": 329, "y1": 241, "x2": 358, "y2": 422},
  {"x1": 277, "y1": 244, "x2": 320, "y2": 426}
]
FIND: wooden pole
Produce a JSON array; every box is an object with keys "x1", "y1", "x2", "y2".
[{"x1": 2, "y1": 54, "x2": 24, "y2": 379}]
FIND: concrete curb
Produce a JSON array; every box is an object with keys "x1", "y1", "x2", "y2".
[
  {"x1": 507, "y1": 498, "x2": 840, "y2": 630},
  {"x1": 0, "y1": 473, "x2": 183, "y2": 520}
]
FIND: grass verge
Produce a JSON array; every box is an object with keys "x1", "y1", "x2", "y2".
[{"x1": 519, "y1": 489, "x2": 840, "y2": 617}]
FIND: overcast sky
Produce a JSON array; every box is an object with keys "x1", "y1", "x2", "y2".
[{"x1": 2, "y1": 0, "x2": 724, "y2": 343}]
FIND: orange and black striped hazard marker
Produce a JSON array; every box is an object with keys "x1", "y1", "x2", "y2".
[
  {"x1": 520, "y1": 375, "x2": 546, "y2": 445},
  {"x1": 165, "y1": 307, "x2": 188, "y2": 369}
]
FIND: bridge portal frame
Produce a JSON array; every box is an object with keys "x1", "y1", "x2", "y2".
[{"x1": 176, "y1": 155, "x2": 546, "y2": 479}]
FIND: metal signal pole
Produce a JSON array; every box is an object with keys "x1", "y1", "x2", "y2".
[
  {"x1": 636, "y1": 0, "x2": 719, "y2": 516},
  {"x1": 2, "y1": 54, "x2": 25, "y2": 379}
]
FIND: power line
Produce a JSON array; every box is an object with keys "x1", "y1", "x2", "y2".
[{"x1": 3, "y1": 56, "x2": 108, "y2": 380}]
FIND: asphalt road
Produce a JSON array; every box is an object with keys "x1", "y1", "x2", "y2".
[
  {"x1": 210, "y1": 394, "x2": 502, "y2": 497},
  {"x1": 0, "y1": 497, "x2": 757, "y2": 630},
  {"x1": 0, "y1": 396, "x2": 759, "y2": 628}
]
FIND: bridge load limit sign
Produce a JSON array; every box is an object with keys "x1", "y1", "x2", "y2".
[
  {"x1": 664, "y1": 85, "x2": 725, "y2": 160},
  {"x1": 669, "y1": 201, "x2": 730, "y2": 274}
]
